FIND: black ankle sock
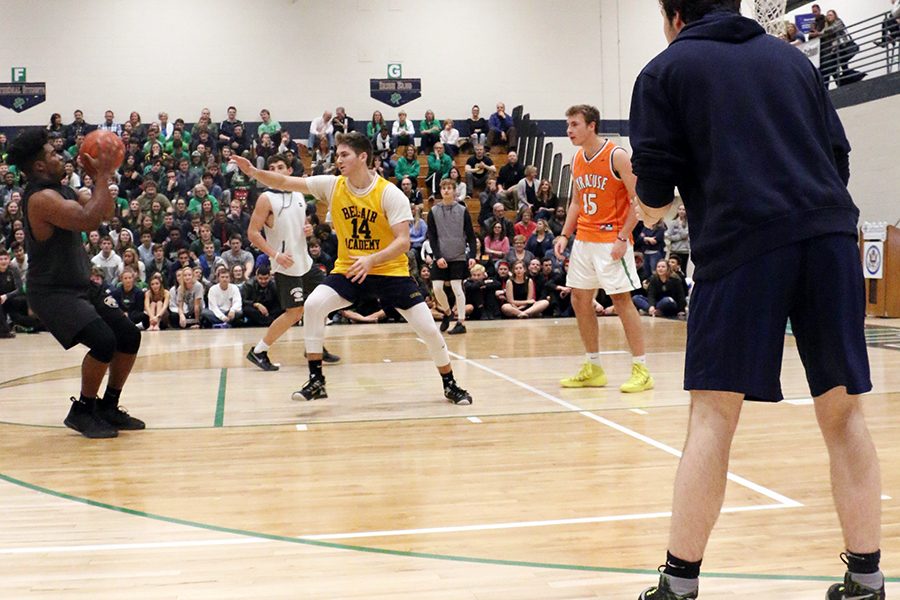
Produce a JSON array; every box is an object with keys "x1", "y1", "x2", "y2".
[
  {"x1": 663, "y1": 551, "x2": 702, "y2": 580},
  {"x1": 103, "y1": 387, "x2": 122, "y2": 405},
  {"x1": 846, "y1": 549, "x2": 881, "y2": 574},
  {"x1": 78, "y1": 393, "x2": 95, "y2": 405},
  {"x1": 309, "y1": 359, "x2": 323, "y2": 379},
  {"x1": 440, "y1": 371, "x2": 455, "y2": 387}
]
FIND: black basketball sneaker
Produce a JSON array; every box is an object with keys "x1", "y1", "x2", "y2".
[
  {"x1": 444, "y1": 380, "x2": 473, "y2": 405},
  {"x1": 292, "y1": 375, "x2": 328, "y2": 401},
  {"x1": 247, "y1": 348, "x2": 279, "y2": 371}
]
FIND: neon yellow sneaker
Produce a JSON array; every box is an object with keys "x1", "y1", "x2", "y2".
[
  {"x1": 560, "y1": 362, "x2": 607, "y2": 388},
  {"x1": 620, "y1": 363, "x2": 654, "y2": 393}
]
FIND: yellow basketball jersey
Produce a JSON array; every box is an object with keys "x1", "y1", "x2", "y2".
[{"x1": 331, "y1": 175, "x2": 410, "y2": 277}]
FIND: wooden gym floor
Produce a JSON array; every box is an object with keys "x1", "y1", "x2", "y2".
[{"x1": 0, "y1": 316, "x2": 898, "y2": 599}]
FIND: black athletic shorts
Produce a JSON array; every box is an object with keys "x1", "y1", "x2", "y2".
[
  {"x1": 684, "y1": 234, "x2": 871, "y2": 401},
  {"x1": 275, "y1": 267, "x2": 325, "y2": 309},
  {"x1": 430, "y1": 260, "x2": 469, "y2": 281},
  {"x1": 27, "y1": 282, "x2": 134, "y2": 350},
  {"x1": 322, "y1": 273, "x2": 424, "y2": 310}
]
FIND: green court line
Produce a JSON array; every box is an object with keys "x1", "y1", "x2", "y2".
[
  {"x1": 214, "y1": 368, "x2": 227, "y2": 427},
  {"x1": 0, "y1": 472, "x2": 895, "y2": 584}
]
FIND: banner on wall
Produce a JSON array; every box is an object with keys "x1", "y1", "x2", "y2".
[
  {"x1": 370, "y1": 78, "x2": 421, "y2": 108},
  {"x1": 798, "y1": 38, "x2": 820, "y2": 68},
  {"x1": 0, "y1": 82, "x2": 46, "y2": 113}
]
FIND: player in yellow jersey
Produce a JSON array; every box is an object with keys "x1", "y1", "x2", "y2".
[
  {"x1": 553, "y1": 104, "x2": 653, "y2": 393},
  {"x1": 231, "y1": 132, "x2": 472, "y2": 405}
]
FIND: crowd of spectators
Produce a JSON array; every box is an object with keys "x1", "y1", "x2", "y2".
[
  {"x1": 0, "y1": 101, "x2": 692, "y2": 340},
  {"x1": 779, "y1": 3, "x2": 900, "y2": 86}
]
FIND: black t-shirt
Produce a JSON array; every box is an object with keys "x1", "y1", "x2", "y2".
[
  {"x1": 467, "y1": 118, "x2": 488, "y2": 135},
  {"x1": 466, "y1": 154, "x2": 494, "y2": 173}
]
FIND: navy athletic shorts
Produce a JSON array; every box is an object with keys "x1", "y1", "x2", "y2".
[
  {"x1": 684, "y1": 233, "x2": 871, "y2": 402},
  {"x1": 322, "y1": 273, "x2": 425, "y2": 310}
]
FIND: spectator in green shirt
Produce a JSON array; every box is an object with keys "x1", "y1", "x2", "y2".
[
  {"x1": 366, "y1": 110, "x2": 387, "y2": 140},
  {"x1": 257, "y1": 109, "x2": 281, "y2": 137},
  {"x1": 425, "y1": 142, "x2": 452, "y2": 199},
  {"x1": 188, "y1": 184, "x2": 220, "y2": 215},
  {"x1": 395, "y1": 144, "x2": 421, "y2": 188},
  {"x1": 419, "y1": 110, "x2": 441, "y2": 154}
]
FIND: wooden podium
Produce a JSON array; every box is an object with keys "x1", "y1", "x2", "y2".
[{"x1": 862, "y1": 225, "x2": 900, "y2": 318}]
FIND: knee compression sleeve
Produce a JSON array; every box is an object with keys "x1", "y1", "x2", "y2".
[
  {"x1": 398, "y1": 303, "x2": 451, "y2": 368},
  {"x1": 303, "y1": 285, "x2": 351, "y2": 354},
  {"x1": 113, "y1": 317, "x2": 142, "y2": 355},
  {"x1": 75, "y1": 319, "x2": 117, "y2": 363}
]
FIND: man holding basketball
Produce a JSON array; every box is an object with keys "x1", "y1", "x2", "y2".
[
  {"x1": 7, "y1": 130, "x2": 145, "y2": 439},
  {"x1": 630, "y1": 1, "x2": 882, "y2": 598}
]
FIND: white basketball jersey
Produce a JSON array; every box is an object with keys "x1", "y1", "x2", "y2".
[{"x1": 263, "y1": 190, "x2": 313, "y2": 277}]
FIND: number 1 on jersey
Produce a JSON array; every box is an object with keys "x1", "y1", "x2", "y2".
[{"x1": 581, "y1": 192, "x2": 598, "y2": 216}]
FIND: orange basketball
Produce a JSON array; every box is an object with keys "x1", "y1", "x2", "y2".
[{"x1": 78, "y1": 130, "x2": 125, "y2": 178}]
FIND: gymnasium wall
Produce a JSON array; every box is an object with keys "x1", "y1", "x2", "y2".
[
  {"x1": 1, "y1": 0, "x2": 896, "y2": 221},
  {"x1": 837, "y1": 93, "x2": 900, "y2": 225}
]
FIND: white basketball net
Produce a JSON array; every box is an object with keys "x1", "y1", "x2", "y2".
[{"x1": 753, "y1": 0, "x2": 788, "y2": 36}]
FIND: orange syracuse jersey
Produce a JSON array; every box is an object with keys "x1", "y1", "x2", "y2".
[{"x1": 572, "y1": 140, "x2": 632, "y2": 243}]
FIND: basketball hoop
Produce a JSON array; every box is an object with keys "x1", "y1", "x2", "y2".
[{"x1": 753, "y1": 0, "x2": 788, "y2": 36}]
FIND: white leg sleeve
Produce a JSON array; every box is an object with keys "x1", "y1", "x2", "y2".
[
  {"x1": 431, "y1": 279, "x2": 450, "y2": 313},
  {"x1": 450, "y1": 279, "x2": 466, "y2": 322},
  {"x1": 398, "y1": 302, "x2": 451, "y2": 368},
  {"x1": 303, "y1": 285, "x2": 352, "y2": 355}
]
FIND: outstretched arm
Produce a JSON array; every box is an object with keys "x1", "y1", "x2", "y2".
[{"x1": 231, "y1": 155, "x2": 311, "y2": 194}]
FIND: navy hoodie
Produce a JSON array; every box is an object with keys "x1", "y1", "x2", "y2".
[{"x1": 630, "y1": 10, "x2": 858, "y2": 281}]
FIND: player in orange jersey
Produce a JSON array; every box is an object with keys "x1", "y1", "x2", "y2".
[{"x1": 553, "y1": 104, "x2": 653, "y2": 393}]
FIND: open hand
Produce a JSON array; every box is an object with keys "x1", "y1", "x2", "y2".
[{"x1": 346, "y1": 254, "x2": 377, "y2": 283}]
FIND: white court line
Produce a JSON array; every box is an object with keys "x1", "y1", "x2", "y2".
[
  {"x1": 298, "y1": 503, "x2": 787, "y2": 540},
  {"x1": 467, "y1": 416, "x2": 483, "y2": 424},
  {"x1": 784, "y1": 398, "x2": 814, "y2": 406},
  {"x1": 0, "y1": 503, "x2": 788, "y2": 554},
  {"x1": 445, "y1": 349, "x2": 803, "y2": 509},
  {"x1": 295, "y1": 424, "x2": 308, "y2": 431},
  {"x1": 630, "y1": 408, "x2": 649, "y2": 415},
  {"x1": 883, "y1": 495, "x2": 893, "y2": 500}
]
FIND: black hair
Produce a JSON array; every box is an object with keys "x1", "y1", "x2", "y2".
[
  {"x1": 6, "y1": 128, "x2": 49, "y2": 176},
  {"x1": 256, "y1": 264, "x2": 271, "y2": 275},
  {"x1": 659, "y1": 0, "x2": 741, "y2": 24}
]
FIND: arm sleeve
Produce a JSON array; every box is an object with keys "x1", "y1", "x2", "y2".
[
  {"x1": 629, "y1": 71, "x2": 685, "y2": 208},
  {"x1": 426, "y1": 211, "x2": 441, "y2": 258},
  {"x1": 463, "y1": 212, "x2": 477, "y2": 259},
  {"x1": 304, "y1": 175, "x2": 339, "y2": 205},
  {"x1": 382, "y1": 185, "x2": 414, "y2": 227}
]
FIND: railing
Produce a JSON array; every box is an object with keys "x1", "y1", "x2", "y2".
[
  {"x1": 817, "y1": 11, "x2": 900, "y2": 87},
  {"x1": 512, "y1": 107, "x2": 572, "y2": 207}
]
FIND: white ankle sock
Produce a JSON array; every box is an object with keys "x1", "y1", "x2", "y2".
[
  {"x1": 586, "y1": 352, "x2": 602, "y2": 366},
  {"x1": 254, "y1": 341, "x2": 270, "y2": 354}
]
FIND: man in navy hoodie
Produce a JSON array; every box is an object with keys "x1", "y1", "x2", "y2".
[{"x1": 630, "y1": 2, "x2": 882, "y2": 599}]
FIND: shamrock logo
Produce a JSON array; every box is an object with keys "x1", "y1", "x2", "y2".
[
  {"x1": 390, "y1": 92, "x2": 402, "y2": 105},
  {"x1": 13, "y1": 97, "x2": 25, "y2": 110}
]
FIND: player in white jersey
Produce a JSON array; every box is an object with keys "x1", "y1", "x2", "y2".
[{"x1": 245, "y1": 154, "x2": 339, "y2": 371}]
